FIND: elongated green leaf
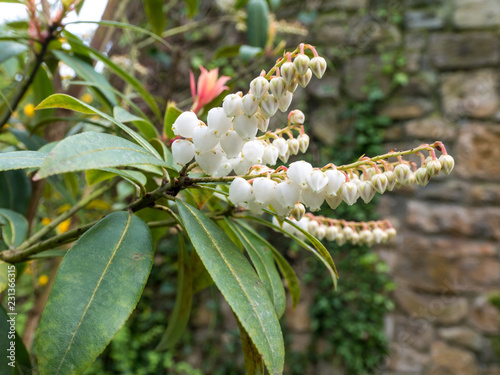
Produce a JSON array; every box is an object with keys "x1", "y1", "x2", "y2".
[
  {"x1": 37, "y1": 211, "x2": 154, "y2": 375},
  {"x1": 190, "y1": 249, "x2": 213, "y2": 293},
  {"x1": 0, "y1": 41, "x2": 27, "y2": 64},
  {"x1": 0, "y1": 170, "x2": 31, "y2": 214},
  {"x1": 226, "y1": 220, "x2": 286, "y2": 318},
  {"x1": 237, "y1": 317, "x2": 264, "y2": 375},
  {"x1": 176, "y1": 201, "x2": 284, "y2": 375},
  {"x1": 0, "y1": 151, "x2": 47, "y2": 171},
  {"x1": 0, "y1": 208, "x2": 28, "y2": 248},
  {"x1": 34, "y1": 132, "x2": 167, "y2": 180},
  {"x1": 238, "y1": 221, "x2": 300, "y2": 308},
  {"x1": 35, "y1": 94, "x2": 160, "y2": 157},
  {"x1": 0, "y1": 304, "x2": 32, "y2": 375},
  {"x1": 183, "y1": 0, "x2": 199, "y2": 18},
  {"x1": 144, "y1": 0, "x2": 166, "y2": 36},
  {"x1": 0, "y1": 261, "x2": 9, "y2": 293},
  {"x1": 32, "y1": 64, "x2": 54, "y2": 122},
  {"x1": 85, "y1": 168, "x2": 147, "y2": 188},
  {"x1": 113, "y1": 106, "x2": 159, "y2": 140},
  {"x1": 9, "y1": 129, "x2": 46, "y2": 150},
  {"x1": 53, "y1": 50, "x2": 117, "y2": 108},
  {"x1": 156, "y1": 235, "x2": 193, "y2": 350}
]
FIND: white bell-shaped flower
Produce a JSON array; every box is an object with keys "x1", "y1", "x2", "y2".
[
  {"x1": 271, "y1": 198, "x2": 292, "y2": 218},
  {"x1": 340, "y1": 181, "x2": 358, "y2": 206},
  {"x1": 171, "y1": 111, "x2": 198, "y2": 138},
  {"x1": 262, "y1": 144, "x2": 279, "y2": 165},
  {"x1": 229, "y1": 177, "x2": 253, "y2": 204},
  {"x1": 259, "y1": 94, "x2": 279, "y2": 118},
  {"x1": 241, "y1": 94, "x2": 259, "y2": 116},
  {"x1": 242, "y1": 140, "x2": 265, "y2": 164},
  {"x1": 372, "y1": 228, "x2": 384, "y2": 244},
  {"x1": 415, "y1": 167, "x2": 430, "y2": 186},
  {"x1": 192, "y1": 123, "x2": 219, "y2": 153},
  {"x1": 233, "y1": 114, "x2": 258, "y2": 141},
  {"x1": 394, "y1": 163, "x2": 412, "y2": 185},
  {"x1": 358, "y1": 180, "x2": 375, "y2": 203},
  {"x1": 223, "y1": 94, "x2": 242, "y2": 117},
  {"x1": 287, "y1": 160, "x2": 313, "y2": 189},
  {"x1": 316, "y1": 225, "x2": 326, "y2": 240},
  {"x1": 272, "y1": 137, "x2": 289, "y2": 156},
  {"x1": 212, "y1": 157, "x2": 232, "y2": 177},
  {"x1": 297, "y1": 68, "x2": 312, "y2": 88},
  {"x1": 325, "y1": 195, "x2": 343, "y2": 210},
  {"x1": 172, "y1": 139, "x2": 195, "y2": 166},
  {"x1": 275, "y1": 180, "x2": 300, "y2": 209},
  {"x1": 220, "y1": 130, "x2": 244, "y2": 158},
  {"x1": 371, "y1": 173, "x2": 389, "y2": 194},
  {"x1": 307, "y1": 169, "x2": 328, "y2": 194},
  {"x1": 384, "y1": 171, "x2": 397, "y2": 191},
  {"x1": 293, "y1": 54, "x2": 310, "y2": 76},
  {"x1": 287, "y1": 138, "x2": 300, "y2": 155},
  {"x1": 278, "y1": 91, "x2": 293, "y2": 112},
  {"x1": 256, "y1": 113, "x2": 270, "y2": 132},
  {"x1": 207, "y1": 107, "x2": 233, "y2": 137},
  {"x1": 270, "y1": 76, "x2": 287, "y2": 99},
  {"x1": 359, "y1": 229, "x2": 374, "y2": 246},
  {"x1": 326, "y1": 226, "x2": 339, "y2": 241},
  {"x1": 426, "y1": 159, "x2": 441, "y2": 177},
  {"x1": 250, "y1": 76, "x2": 269, "y2": 100},
  {"x1": 324, "y1": 169, "x2": 346, "y2": 197},
  {"x1": 279, "y1": 150, "x2": 290, "y2": 163},
  {"x1": 300, "y1": 187, "x2": 324, "y2": 211},
  {"x1": 195, "y1": 148, "x2": 224, "y2": 175},
  {"x1": 252, "y1": 178, "x2": 277, "y2": 206},
  {"x1": 309, "y1": 56, "x2": 327, "y2": 78},
  {"x1": 307, "y1": 220, "x2": 319, "y2": 236},
  {"x1": 297, "y1": 133, "x2": 309, "y2": 153},
  {"x1": 281, "y1": 61, "x2": 297, "y2": 85},
  {"x1": 439, "y1": 154, "x2": 454, "y2": 175},
  {"x1": 230, "y1": 156, "x2": 253, "y2": 176}
]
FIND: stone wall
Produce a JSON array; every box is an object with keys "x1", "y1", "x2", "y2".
[{"x1": 291, "y1": 0, "x2": 500, "y2": 374}]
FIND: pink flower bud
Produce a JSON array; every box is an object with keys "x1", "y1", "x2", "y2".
[
  {"x1": 309, "y1": 56, "x2": 327, "y2": 78},
  {"x1": 293, "y1": 54, "x2": 310, "y2": 76},
  {"x1": 439, "y1": 154, "x2": 455, "y2": 175},
  {"x1": 290, "y1": 110, "x2": 305, "y2": 125}
]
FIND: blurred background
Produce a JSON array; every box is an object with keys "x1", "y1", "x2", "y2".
[{"x1": 1, "y1": 0, "x2": 500, "y2": 374}]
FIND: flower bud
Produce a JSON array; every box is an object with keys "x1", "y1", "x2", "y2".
[
  {"x1": 307, "y1": 169, "x2": 328, "y2": 194},
  {"x1": 336, "y1": 232, "x2": 346, "y2": 246},
  {"x1": 384, "y1": 170, "x2": 397, "y2": 191},
  {"x1": 263, "y1": 144, "x2": 279, "y2": 165},
  {"x1": 426, "y1": 159, "x2": 442, "y2": 177},
  {"x1": 172, "y1": 139, "x2": 195, "y2": 166},
  {"x1": 279, "y1": 150, "x2": 290, "y2": 163},
  {"x1": 309, "y1": 56, "x2": 327, "y2": 78},
  {"x1": 358, "y1": 180, "x2": 375, "y2": 203},
  {"x1": 293, "y1": 54, "x2": 310, "y2": 76},
  {"x1": 228, "y1": 177, "x2": 253, "y2": 204},
  {"x1": 439, "y1": 154, "x2": 455, "y2": 175},
  {"x1": 256, "y1": 113, "x2": 270, "y2": 132},
  {"x1": 372, "y1": 228, "x2": 384, "y2": 244},
  {"x1": 242, "y1": 140, "x2": 265, "y2": 164},
  {"x1": 317, "y1": 225, "x2": 326, "y2": 240},
  {"x1": 371, "y1": 173, "x2": 389, "y2": 194},
  {"x1": 259, "y1": 94, "x2": 279, "y2": 118},
  {"x1": 359, "y1": 229, "x2": 374, "y2": 246},
  {"x1": 278, "y1": 91, "x2": 293, "y2": 112},
  {"x1": 269, "y1": 77, "x2": 287, "y2": 99},
  {"x1": 252, "y1": 178, "x2": 277, "y2": 206},
  {"x1": 340, "y1": 182, "x2": 358, "y2": 206},
  {"x1": 325, "y1": 195, "x2": 343, "y2": 210},
  {"x1": 291, "y1": 202, "x2": 305, "y2": 221},
  {"x1": 287, "y1": 79, "x2": 299, "y2": 93},
  {"x1": 386, "y1": 227, "x2": 397, "y2": 240},
  {"x1": 324, "y1": 169, "x2": 346, "y2": 197},
  {"x1": 297, "y1": 68, "x2": 312, "y2": 88},
  {"x1": 343, "y1": 226, "x2": 354, "y2": 240},
  {"x1": 172, "y1": 111, "x2": 198, "y2": 138},
  {"x1": 233, "y1": 114, "x2": 258, "y2": 141},
  {"x1": 287, "y1": 160, "x2": 313, "y2": 189},
  {"x1": 351, "y1": 231, "x2": 360, "y2": 245},
  {"x1": 287, "y1": 138, "x2": 300, "y2": 155},
  {"x1": 415, "y1": 167, "x2": 430, "y2": 187},
  {"x1": 325, "y1": 226, "x2": 339, "y2": 241},
  {"x1": 300, "y1": 187, "x2": 324, "y2": 211},
  {"x1": 290, "y1": 110, "x2": 305, "y2": 125},
  {"x1": 394, "y1": 163, "x2": 412, "y2": 185},
  {"x1": 223, "y1": 94, "x2": 242, "y2": 117},
  {"x1": 220, "y1": 130, "x2": 244, "y2": 158},
  {"x1": 297, "y1": 133, "x2": 310, "y2": 153},
  {"x1": 241, "y1": 94, "x2": 259, "y2": 116},
  {"x1": 272, "y1": 137, "x2": 289, "y2": 156},
  {"x1": 307, "y1": 219, "x2": 319, "y2": 237},
  {"x1": 281, "y1": 61, "x2": 297, "y2": 85},
  {"x1": 192, "y1": 123, "x2": 219, "y2": 152},
  {"x1": 250, "y1": 76, "x2": 269, "y2": 99},
  {"x1": 275, "y1": 180, "x2": 300, "y2": 209},
  {"x1": 195, "y1": 148, "x2": 224, "y2": 175},
  {"x1": 207, "y1": 107, "x2": 233, "y2": 137}
]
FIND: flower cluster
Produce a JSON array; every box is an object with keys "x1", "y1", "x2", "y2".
[
  {"x1": 171, "y1": 43, "x2": 326, "y2": 176},
  {"x1": 273, "y1": 215, "x2": 397, "y2": 247}
]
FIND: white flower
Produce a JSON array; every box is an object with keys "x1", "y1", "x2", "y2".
[
  {"x1": 384, "y1": 170, "x2": 397, "y2": 191},
  {"x1": 394, "y1": 164, "x2": 412, "y2": 185},
  {"x1": 293, "y1": 54, "x2": 310, "y2": 76},
  {"x1": 317, "y1": 225, "x2": 326, "y2": 240},
  {"x1": 220, "y1": 130, "x2": 244, "y2": 158},
  {"x1": 324, "y1": 169, "x2": 346, "y2": 197},
  {"x1": 300, "y1": 187, "x2": 324, "y2": 211},
  {"x1": 340, "y1": 181, "x2": 358, "y2": 206},
  {"x1": 297, "y1": 68, "x2": 312, "y2": 88},
  {"x1": 325, "y1": 195, "x2": 342, "y2": 210},
  {"x1": 415, "y1": 167, "x2": 430, "y2": 186},
  {"x1": 278, "y1": 91, "x2": 293, "y2": 112},
  {"x1": 287, "y1": 160, "x2": 313, "y2": 189},
  {"x1": 280, "y1": 61, "x2": 297, "y2": 85},
  {"x1": 343, "y1": 226, "x2": 354, "y2": 240},
  {"x1": 212, "y1": 157, "x2": 232, "y2": 177},
  {"x1": 287, "y1": 138, "x2": 300, "y2": 155},
  {"x1": 309, "y1": 56, "x2": 327, "y2": 79},
  {"x1": 289, "y1": 110, "x2": 305, "y2": 125},
  {"x1": 325, "y1": 226, "x2": 339, "y2": 241},
  {"x1": 272, "y1": 137, "x2": 289, "y2": 156},
  {"x1": 426, "y1": 159, "x2": 442, "y2": 177},
  {"x1": 270, "y1": 76, "x2": 287, "y2": 99},
  {"x1": 279, "y1": 150, "x2": 290, "y2": 163},
  {"x1": 256, "y1": 114, "x2": 270, "y2": 132},
  {"x1": 307, "y1": 169, "x2": 328, "y2": 193},
  {"x1": 250, "y1": 76, "x2": 269, "y2": 99},
  {"x1": 192, "y1": 123, "x2": 219, "y2": 152},
  {"x1": 372, "y1": 228, "x2": 384, "y2": 244},
  {"x1": 229, "y1": 177, "x2": 252, "y2": 204},
  {"x1": 371, "y1": 173, "x2": 388, "y2": 194},
  {"x1": 230, "y1": 156, "x2": 253, "y2": 176},
  {"x1": 195, "y1": 148, "x2": 224, "y2": 175},
  {"x1": 259, "y1": 94, "x2": 278, "y2": 118},
  {"x1": 207, "y1": 107, "x2": 233, "y2": 137},
  {"x1": 262, "y1": 144, "x2": 279, "y2": 165},
  {"x1": 242, "y1": 140, "x2": 265, "y2": 164},
  {"x1": 275, "y1": 180, "x2": 300, "y2": 209},
  {"x1": 171, "y1": 111, "x2": 198, "y2": 138},
  {"x1": 297, "y1": 133, "x2": 309, "y2": 153},
  {"x1": 172, "y1": 139, "x2": 195, "y2": 166},
  {"x1": 223, "y1": 94, "x2": 242, "y2": 117},
  {"x1": 307, "y1": 220, "x2": 319, "y2": 236},
  {"x1": 233, "y1": 114, "x2": 258, "y2": 140},
  {"x1": 241, "y1": 94, "x2": 259, "y2": 116},
  {"x1": 252, "y1": 178, "x2": 277, "y2": 206},
  {"x1": 439, "y1": 154, "x2": 455, "y2": 175},
  {"x1": 359, "y1": 230, "x2": 374, "y2": 246},
  {"x1": 358, "y1": 180, "x2": 375, "y2": 203}
]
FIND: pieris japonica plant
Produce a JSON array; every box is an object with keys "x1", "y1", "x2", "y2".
[{"x1": 0, "y1": 41, "x2": 454, "y2": 375}]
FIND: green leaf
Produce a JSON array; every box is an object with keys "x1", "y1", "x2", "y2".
[
  {"x1": 32, "y1": 64, "x2": 55, "y2": 122},
  {"x1": 156, "y1": 235, "x2": 193, "y2": 350},
  {"x1": 37, "y1": 211, "x2": 154, "y2": 375},
  {"x1": 0, "y1": 151, "x2": 47, "y2": 171},
  {"x1": 52, "y1": 51, "x2": 117, "y2": 108},
  {"x1": 183, "y1": 0, "x2": 199, "y2": 18},
  {"x1": 176, "y1": 201, "x2": 284, "y2": 375},
  {"x1": 0, "y1": 261, "x2": 9, "y2": 293},
  {"x1": 239, "y1": 45, "x2": 262, "y2": 61},
  {"x1": 190, "y1": 249, "x2": 213, "y2": 293},
  {"x1": 0, "y1": 41, "x2": 27, "y2": 64},
  {"x1": 113, "y1": 106, "x2": 159, "y2": 140},
  {"x1": 246, "y1": 0, "x2": 269, "y2": 49},
  {"x1": 34, "y1": 132, "x2": 167, "y2": 180},
  {"x1": 85, "y1": 168, "x2": 147, "y2": 188},
  {"x1": 237, "y1": 317, "x2": 265, "y2": 375},
  {"x1": 226, "y1": 219, "x2": 286, "y2": 318},
  {"x1": 0, "y1": 304, "x2": 32, "y2": 375},
  {"x1": 144, "y1": 0, "x2": 166, "y2": 36},
  {"x1": 35, "y1": 94, "x2": 160, "y2": 157},
  {"x1": 214, "y1": 44, "x2": 243, "y2": 59},
  {"x1": 0, "y1": 208, "x2": 28, "y2": 248},
  {"x1": 163, "y1": 102, "x2": 182, "y2": 140},
  {"x1": 0, "y1": 170, "x2": 31, "y2": 214}
]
